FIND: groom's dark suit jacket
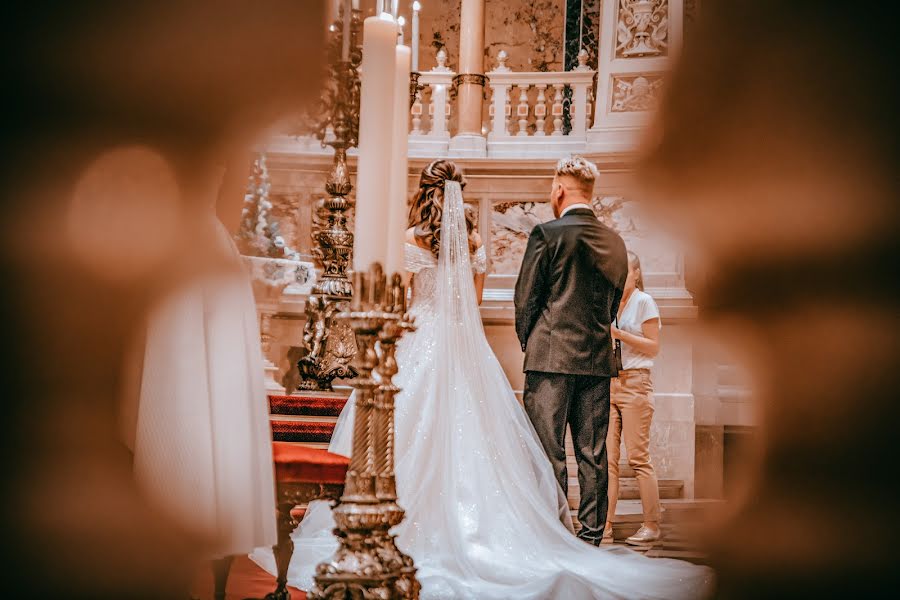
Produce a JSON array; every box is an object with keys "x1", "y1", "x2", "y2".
[{"x1": 514, "y1": 207, "x2": 628, "y2": 377}]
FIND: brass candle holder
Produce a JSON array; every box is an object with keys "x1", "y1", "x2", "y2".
[
  {"x1": 297, "y1": 7, "x2": 363, "y2": 392},
  {"x1": 309, "y1": 264, "x2": 419, "y2": 600},
  {"x1": 409, "y1": 72, "x2": 423, "y2": 109}
]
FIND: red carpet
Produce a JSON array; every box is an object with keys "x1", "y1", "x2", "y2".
[
  {"x1": 192, "y1": 555, "x2": 306, "y2": 600},
  {"x1": 269, "y1": 394, "x2": 348, "y2": 417},
  {"x1": 271, "y1": 420, "x2": 336, "y2": 443}
]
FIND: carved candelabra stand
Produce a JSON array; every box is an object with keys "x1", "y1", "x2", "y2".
[
  {"x1": 298, "y1": 7, "x2": 423, "y2": 392},
  {"x1": 310, "y1": 264, "x2": 419, "y2": 600},
  {"x1": 297, "y1": 7, "x2": 363, "y2": 391},
  {"x1": 409, "y1": 72, "x2": 424, "y2": 109}
]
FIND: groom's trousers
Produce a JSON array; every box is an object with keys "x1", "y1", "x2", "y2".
[{"x1": 523, "y1": 371, "x2": 611, "y2": 545}]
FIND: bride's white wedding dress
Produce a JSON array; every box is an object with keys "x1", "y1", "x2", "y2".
[{"x1": 251, "y1": 182, "x2": 712, "y2": 598}]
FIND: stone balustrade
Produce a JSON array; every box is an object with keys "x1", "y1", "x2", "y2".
[
  {"x1": 272, "y1": 47, "x2": 603, "y2": 160},
  {"x1": 484, "y1": 49, "x2": 595, "y2": 158},
  {"x1": 408, "y1": 48, "x2": 596, "y2": 159},
  {"x1": 407, "y1": 48, "x2": 455, "y2": 157}
]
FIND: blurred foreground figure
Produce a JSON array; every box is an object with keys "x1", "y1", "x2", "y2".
[
  {"x1": 0, "y1": 1, "x2": 323, "y2": 597},
  {"x1": 639, "y1": 0, "x2": 900, "y2": 596},
  {"x1": 134, "y1": 165, "x2": 276, "y2": 558}
]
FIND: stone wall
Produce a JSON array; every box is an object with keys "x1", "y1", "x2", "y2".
[{"x1": 416, "y1": 0, "x2": 566, "y2": 73}]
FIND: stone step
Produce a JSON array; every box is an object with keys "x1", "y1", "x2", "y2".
[
  {"x1": 612, "y1": 499, "x2": 719, "y2": 522},
  {"x1": 573, "y1": 498, "x2": 722, "y2": 557},
  {"x1": 717, "y1": 385, "x2": 752, "y2": 403},
  {"x1": 644, "y1": 548, "x2": 710, "y2": 565},
  {"x1": 567, "y1": 477, "x2": 684, "y2": 505},
  {"x1": 565, "y1": 460, "x2": 636, "y2": 478},
  {"x1": 572, "y1": 498, "x2": 720, "y2": 541},
  {"x1": 716, "y1": 363, "x2": 743, "y2": 387}
]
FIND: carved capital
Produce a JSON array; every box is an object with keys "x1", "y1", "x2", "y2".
[{"x1": 450, "y1": 73, "x2": 490, "y2": 101}]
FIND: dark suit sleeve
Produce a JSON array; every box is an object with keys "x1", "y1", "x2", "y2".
[
  {"x1": 514, "y1": 224, "x2": 551, "y2": 351},
  {"x1": 609, "y1": 237, "x2": 628, "y2": 323},
  {"x1": 610, "y1": 284, "x2": 623, "y2": 324}
]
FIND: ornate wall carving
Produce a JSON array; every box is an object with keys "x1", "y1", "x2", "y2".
[
  {"x1": 615, "y1": 0, "x2": 669, "y2": 58},
  {"x1": 610, "y1": 73, "x2": 664, "y2": 112},
  {"x1": 490, "y1": 201, "x2": 556, "y2": 275},
  {"x1": 489, "y1": 196, "x2": 657, "y2": 275}
]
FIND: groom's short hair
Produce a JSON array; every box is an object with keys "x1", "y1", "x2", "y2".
[{"x1": 555, "y1": 156, "x2": 599, "y2": 196}]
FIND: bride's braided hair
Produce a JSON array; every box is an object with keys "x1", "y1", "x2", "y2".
[{"x1": 408, "y1": 159, "x2": 478, "y2": 258}]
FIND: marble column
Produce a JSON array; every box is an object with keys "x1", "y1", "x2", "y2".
[{"x1": 450, "y1": 0, "x2": 487, "y2": 157}]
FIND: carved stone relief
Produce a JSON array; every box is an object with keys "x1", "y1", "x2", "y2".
[
  {"x1": 610, "y1": 73, "x2": 664, "y2": 112},
  {"x1": 490, "y1": 196, "x2": 648, "y2": 275},
  {"x1": 490, "y1": 201, "x2": 555, "y2": 275},
  {"x1": 616, "y1": 0, "x2": 669, "y2": 58}
]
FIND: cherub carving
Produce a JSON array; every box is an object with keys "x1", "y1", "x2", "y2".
[{"x1": 301, "y1": 296, "x2": 337, "y2": 364}]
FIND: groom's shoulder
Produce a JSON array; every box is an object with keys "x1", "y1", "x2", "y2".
[
  {"x1": 538, "y1": 215, "x2": 574, "y2": 234},
  {"x1": 542, "y1": 212, "x2": 605, "y2": 236}
]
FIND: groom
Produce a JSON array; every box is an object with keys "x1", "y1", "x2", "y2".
[{"x1": 515, "y1": 156, "x2": 628, "y2": 545}]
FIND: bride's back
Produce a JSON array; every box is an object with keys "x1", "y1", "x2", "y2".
[{"x1": 405, "y1": 160, "x2": 485, "y2": 315}]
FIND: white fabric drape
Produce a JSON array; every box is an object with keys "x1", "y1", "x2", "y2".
[{"x1": 135, "y1": 220, "x2": 276, "y2": 556}]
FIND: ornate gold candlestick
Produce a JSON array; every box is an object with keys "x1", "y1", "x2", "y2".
[
  {"x1": 310, "y1": 265, "x2": 419, "y2": 600},
  {"x1": 409, "y1": 72, "x2": 423, "y2": 109},
  {"x1": 297, "y1": 7, "x2": 363, "y2": 391}
]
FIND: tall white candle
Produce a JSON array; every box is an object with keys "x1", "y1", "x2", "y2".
[
  {"x1": 341, "y1": 0, "x2": 351, "y2": 61},
  {"x1": 330, "y1": 0, "x2": 340, "y2": 25},
  {"x1": 397, "y1": 16, "x2": 406, "y2": 45},
  {"x1": 385, "y1": 44, "x2": 411, "y2": 277},
  {"x1": 353, "y1": 16, "x2": 400, "y2": 272},
  {"x1": 411, "y1": 2, "x2": 421, "y2": 71}
]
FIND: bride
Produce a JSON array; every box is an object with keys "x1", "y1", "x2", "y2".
[{"x1": 251, "y1": 160, "x2": 712, "y2": 599}]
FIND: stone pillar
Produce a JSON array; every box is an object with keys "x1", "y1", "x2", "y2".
[{"x1": 449, "y1": 0, "x2": 487, "y2": 157}]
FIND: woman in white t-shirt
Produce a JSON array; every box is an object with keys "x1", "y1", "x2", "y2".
[{"x1": 604, "y1": 250, "x2": 663, "y2": 545}]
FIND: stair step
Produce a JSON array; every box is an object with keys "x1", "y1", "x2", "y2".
[
  {"x1": 651, "y1": 538, "x2": 696, "y2": 551},
  {"x1": 657, "y1": 498, "x2": 724, "y2": 520},
  {"x1": 567, "y1": 478, "x2": 684, "y2": 504},
  {"x1": 644, "y1": 548, "x2": 710, "y2": 565},
  {"x1": 565, "y1": 457, "x2": 636, "y2": 479},
  {"x1": 611, "y1": 499, "x2": 721, "y2": 522},
  {"x1": 271, "y1": 420, "x2": 336, "y2": 444},
  {"x1": 269, "y1": 392, "x2": 349, "y2": 417},
  {"x1": 270, "y1": 414, "x2": 338, "y2": 424},
  {"x1": 621, "y1": 478, "x2": 683, "y2": 500}
]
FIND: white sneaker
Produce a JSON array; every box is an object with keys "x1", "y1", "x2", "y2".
[{"x1": 625, "y1": 525, "x2": 661, "y2": 545}]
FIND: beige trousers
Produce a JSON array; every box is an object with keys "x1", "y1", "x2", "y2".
[{"x1": 607, "y1": 368, "x2": 661, "y2": 523}]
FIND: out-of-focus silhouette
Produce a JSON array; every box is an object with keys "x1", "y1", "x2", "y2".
[
  {"x1": 0, "y1": 1, "x2": 324, "y2": 597},
  {"x1": 134, "y1": 163, "x2": 277, "y2": 559},
  {"x1": 638, "y1": 0, "x2": 900, "y2": 596}
]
